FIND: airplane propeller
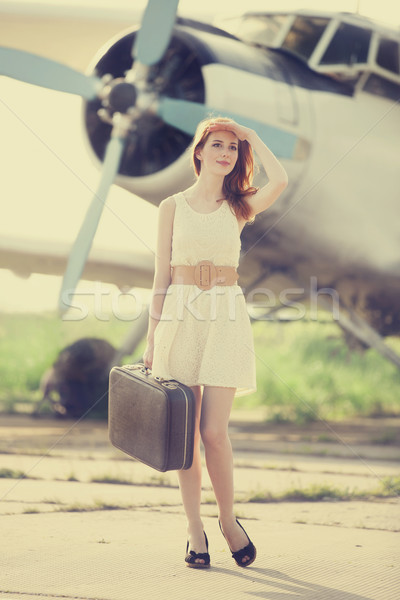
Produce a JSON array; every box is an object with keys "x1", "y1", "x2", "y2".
[
  {"x1": 0, "y1": 47, "x2": 102, "y2": 100},
  {"x1": 132, "y1": 0, "x2": 180, "y2": 65},
  {"x1": 0, "y1": 0, "x2": 297, "y2": 313},
  {"x1": 58, "y1": 0, "x2": 180, "y2": 313},
  {"x1": 59, "y1": 133, "x2": 126, "y2": 311},
  {"x1": 157, "y1": 97, "x2": 299, "y2": 159},
  {"x1": 0, "y1": 0, "x2": 182, "y2": 313}
]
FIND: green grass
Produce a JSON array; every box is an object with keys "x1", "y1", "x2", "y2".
[
  {"x1": 244, "y1": 477, "x2": 400, "y2": 503},
  {"x1": 371, "y1": 431, "x2": 398, "y2": 445},
  {"x1": 239, "y1": 318, "x2": 400, "y2": 422},
  {"x1": 90, "y1": 473, "x2": 177, "y2": 488},
  {"x1": 58, "y1": 500, "x2": 124, "y2": 512},
  {"x1": 0, "y1": 467, "x2": 27, "y2": 479},
  {"x1": 90, "y1": 475, "x2": 133, "y2": 485},
  {"x1": 0, "y1": 311, "x2": 139, "y2": 408},
  {"x1": 378, "y1": 476, "x2": 400, "y2": 497},
  {"x1": 1, "y1": 311, "x2": 400, "y2": 422}
]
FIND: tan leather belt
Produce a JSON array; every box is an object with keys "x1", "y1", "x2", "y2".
[{"x1": 171, "y1": 260, "x2": 238, "y2": 291}]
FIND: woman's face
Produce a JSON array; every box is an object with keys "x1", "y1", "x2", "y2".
[{"x1": 196, "y1": 130, "x2": 239, "y2": 176}]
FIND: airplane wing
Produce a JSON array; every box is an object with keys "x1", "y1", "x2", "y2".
[{"x1": 0, "y1": 236, "x2": 154, "y2": 290}]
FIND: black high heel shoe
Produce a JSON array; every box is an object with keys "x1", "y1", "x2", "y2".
[
  {"x1": 219, "y1": 519, "x2": 256, "y2": 567},
  {"x1": 185, "y1": 531, "x2": 210, "y2": 569}
]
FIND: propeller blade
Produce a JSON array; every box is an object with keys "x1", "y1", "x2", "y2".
[
  {"x1": 133, "y1": 0, "x2": 179, "y2": 66},
  {"x1": 59, "y1": 136, "x2": 125, "y2": 313},
  {"x1": 157, "y1": 97, "x2": 299, "y2": 159},
  {"x1": 0, "y1": 47, "x2": 101, "y2": 100}
]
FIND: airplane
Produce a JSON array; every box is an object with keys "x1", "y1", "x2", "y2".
[{"x1": 1, "y1": 1, "x2": 400, "y2": 372}]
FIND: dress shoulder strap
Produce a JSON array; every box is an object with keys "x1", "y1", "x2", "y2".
[{"x1": 173, "y1": 192, "x2": 184, "y2": 207}]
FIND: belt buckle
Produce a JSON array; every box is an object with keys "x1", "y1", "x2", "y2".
[{"x1": 194, "y1": 260, "x2": 217, "y2": 290}]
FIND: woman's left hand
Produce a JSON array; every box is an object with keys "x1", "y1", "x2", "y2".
[{"x1": 207, "y1": 119, "x2": 253, "y2": 142}]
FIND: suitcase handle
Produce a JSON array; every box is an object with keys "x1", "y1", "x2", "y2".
[
  {"x1": 124, "y1": 363, "x2": 179, "y2": 387},
  {"x1": 123, "y1": 363, "x2": 152, "y2": 376}
]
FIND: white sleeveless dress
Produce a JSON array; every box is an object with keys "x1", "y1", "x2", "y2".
[{"x1": 151, "y1": 192, "x2": 257, "y2": 397}]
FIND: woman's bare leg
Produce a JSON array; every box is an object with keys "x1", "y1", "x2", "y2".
[
  {"x1": 176, "y1": 385, "x2": 207, "y2": 563},
  {"x1": 200, "y1": 386, "x2": 253, "y2": 564}
]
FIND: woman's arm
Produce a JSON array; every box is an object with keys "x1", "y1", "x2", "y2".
[
  {"x1": 209, "y1": 121, "x2": 288, "y2": 218},
  {"x1": 245, "y1": 130, "x2": 288, "y2": 216},
  {"x1": 143, "y1": 196, "x2": 175, "y2": 367}
]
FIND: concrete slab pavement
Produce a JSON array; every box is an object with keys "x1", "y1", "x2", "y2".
[
  {"x1": 1, "y1": 413, "x2": 399, "y2": 599},
  {"x1": 2, "y1": 509, "x2": 399, "y2": 600}
]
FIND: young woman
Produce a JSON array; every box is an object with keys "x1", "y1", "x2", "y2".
[{"x1": 143, "y1": 117, "x2": 288, "y2": 568}]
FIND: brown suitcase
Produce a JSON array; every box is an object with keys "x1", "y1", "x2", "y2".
[{"x1": 108, "y1": 363, "x2": 196, "y2": 472}]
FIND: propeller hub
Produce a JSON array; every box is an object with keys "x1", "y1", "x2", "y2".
[
  {"x1": 105, "y1": 78, "x2": 137, "y2": 114},
  {"x1": 85, "y1": 28, "x2": 205, "y2": 177}
]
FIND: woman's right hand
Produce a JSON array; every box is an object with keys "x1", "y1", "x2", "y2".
[
  {"x1": 208, "y1": 119, "x2": 254, "y2": 142},
  {"x1": 142, "y1": 340, "x2": 154, "y2": 369}
]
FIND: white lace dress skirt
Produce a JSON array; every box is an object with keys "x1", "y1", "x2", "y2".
[{"x1": 152, "y1": 282, "x2": 257, "y2": 397}]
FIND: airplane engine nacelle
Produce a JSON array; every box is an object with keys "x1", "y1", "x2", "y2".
[{"x1": 83, "y1": 19, "x2": 304, "y2": 205}]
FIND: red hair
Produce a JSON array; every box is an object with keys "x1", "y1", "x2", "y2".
[{"x1": 191, "y1": 117, "x2": 258, "y2": 222}]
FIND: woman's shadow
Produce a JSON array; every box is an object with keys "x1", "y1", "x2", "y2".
[{"x1": 210, "y1": 565, "x2": 375, "y2": 600}]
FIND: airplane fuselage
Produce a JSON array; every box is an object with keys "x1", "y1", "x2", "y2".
[{"x1": 83, "y1": 18, "x2": 399, "y2": 332}]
